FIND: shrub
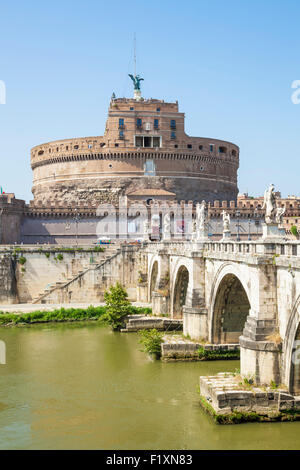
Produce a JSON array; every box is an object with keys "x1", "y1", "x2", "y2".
[
  {"x1": 19, "y1": 256, "x2": 27, "y2": 265},
  {"x1": 0, "y1": 305, "x2": 150, "y2": 327},
  {"x1": 94, "y1": 246, "x2": 105, "y2": 252},
  {"x1": 291, "y1": 225, "x2": 298, "y2": 237},
  {"x1": 103, "y1": 283, "x2": 132, "y2": 330},
  {"x1": 138, "y1": 329, "x2": 163, "y2": 359},
  {"x1": 198, "y1": 346, "x2": 240, "y2": 361},
  {"x1": 56, "y1": 254, "x2": 64, "y2": 261}
]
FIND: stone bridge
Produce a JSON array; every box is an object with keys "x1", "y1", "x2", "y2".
[{"x1": 145, "y1": 239, "x2": 300, "y2": 393}]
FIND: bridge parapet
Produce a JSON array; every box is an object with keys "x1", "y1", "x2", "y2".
[{"x1": 145, "y1": 239, "x2": 300, "y2": 259}]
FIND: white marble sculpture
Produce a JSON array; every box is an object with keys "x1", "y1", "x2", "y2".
[
  {"x1": 275, "y1": 206, "x2": 286, "y2": 225},
  {"x1": 196, "y1": 200, "x2": 206, "y2": 232},
  {"x1": 163, "y1": 213, "x2": 171, "y2": 240},
  {"x1": 262, "y1": 183, "x2": 277, "y2": 224},
  {"x1": 222, "y1": 210, "x2": 230, "y2": 232}
]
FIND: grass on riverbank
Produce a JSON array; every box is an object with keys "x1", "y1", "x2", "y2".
[{"x1": 0, "y1": 305, "x2": 152, "y2": 326}]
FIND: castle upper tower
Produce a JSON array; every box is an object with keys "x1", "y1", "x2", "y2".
[{"x1": 30, "y1": 87, "x2": 239, "y2": 207}]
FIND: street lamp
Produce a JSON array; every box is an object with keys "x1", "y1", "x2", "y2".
[
  {"x1": 235, "y1": 210, "x2": 241, "y2": 241},
  {"x1": 73, "y1": 208, "x2": 81, "y2": 247},
  {"x1": 248, "y1": 220, "x2": 251, "y2": 241},
  {"x1": 254, "y1": 210, "x2": 260, "y2": 238}
]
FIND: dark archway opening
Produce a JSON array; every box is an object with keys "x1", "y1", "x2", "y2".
[
  {"x1": 290, "y1": 323, "x2": 300, "y2": 394},
  {"x1": 173, "y1": 266, "x2": 189, "y2": 319},
  {"x1": 212, "y1": 274, "x2": 250, "y2": 344},
  {"x1": 150, "y1": 261, "x2": 158, "y2": 301}
]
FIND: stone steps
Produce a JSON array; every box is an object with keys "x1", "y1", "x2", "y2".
[
  {"x1": 31, "y1": 248, "x2": 120, "y2": 304},
  {"x1": 122, "y1": 316, "x2": 183, "y2": 332}
]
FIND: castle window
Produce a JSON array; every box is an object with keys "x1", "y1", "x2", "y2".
[
  {"x1": 119, "y1": 118, "x2": 124, "y2": 129},
  {"x1": 115, "y1": 143, "x2": 119, "y2": 147},
  {"x1": 144, "y1": 160, "x2": 156, "y2": 176},
  {"x1": 154, "y1": 119, "x2": 159, "y2": 129},
  {"x1": 171, "y1": 132, "x2": 176, "y2": 140},
  {"x1": 130, "y1": 107, "x2": 134, "y2": 111},
  {"x1": 88, "y1": 144, "x2": 92, "y2": 149},
  {"x1": 156, "y1": 107, "x2": 160, "y2": 112},
  {"x1": 170, "y1": 120, "x2": 176, "y2": 129},
  {"x1": 38, "y1": 150, "x2": 44, "y2": 155},
  {"x1": 144, "y1": 136, "x2": 151, "y2": 147},
  {"x1": 134, "y1": 136, "x2": 161, "y2": 148},
  {"x1": 187, "y1": 144, "x2": 192, "y2": 149},
  {"x1": 232, "y1": 149, "x2": 237, "y2": 156},
  {"x1": 74, "y1": 145, "x2": 79, "y2": 149},
  {"x1": 119, "y1": 130, "x2": 124, "y2": 139},
  {"x1": 100, "y1": 142, "x2": 106, "y2": 147},
  {"x1": 199, "y1": 145, "x2": 203, "y2": 150},
  {"x1": 135, "y1": 136, "x2": 143, "y2": 147},
  {"x1": 209, "y1": 144, "x2": 214, "y2": 152},
  {"x1": 174, "y1": 144, "x2": 178, "y2": 148},
  {"x1": 109, "y1": 164, "x2": 113, "y2": 168},
  {"x1": 136, "y1": 118, "x2": 142, "y2": 128},
  {"x1": 219, "y1": 146, "x2": 227, "y2": 154},
  {"x1": 153, "y1": 137, "x2": 160, "y2": 147},
  {"x1": 66, "y1": 146, "x2": 69, "y2": 150}
]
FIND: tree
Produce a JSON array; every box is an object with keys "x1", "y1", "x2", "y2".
[
  {"x1": 104, "y1": 283, "x2": 132, "y2": 330},
  {"x1": 138, "y1": 329, "x2": 163, "y2": 360},
  {"x1": 291, "y1": 225, "x2": 298, "y2": 238}
]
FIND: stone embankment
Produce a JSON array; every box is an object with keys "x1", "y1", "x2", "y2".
[
  {"x1": 161, "y1": 335, "x2": 239, "y2": 361},
  {"x1": 200, "y1": 373, "x2": 300, "y2": 424}
]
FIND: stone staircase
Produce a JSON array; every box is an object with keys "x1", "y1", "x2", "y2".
[
  {"x1": 31, "y1": 246, "x2": 120, "y2": 304},
  {"x1": 122, "y1": 315, "x2": 183, "y2": 332}
]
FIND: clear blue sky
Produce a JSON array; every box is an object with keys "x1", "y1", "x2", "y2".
[{"x1": 0, "y1": 0, "x2": 299, "y2": 202}]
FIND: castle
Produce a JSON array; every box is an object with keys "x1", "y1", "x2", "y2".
[
  {"x1": 30, "y1": 93, "x2": 239, "y2": 207},
  {"x1": 0, "y1": 78, "x2": 244, "y2": 244}
]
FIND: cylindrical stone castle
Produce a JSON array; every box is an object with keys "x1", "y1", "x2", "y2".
[{"x1": 31, "y1": 96, "x2": 239, "y2": 206}]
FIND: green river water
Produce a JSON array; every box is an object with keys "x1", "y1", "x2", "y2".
[{"x1": 0, "y1": 323, "x2": 300, "y2": 450}]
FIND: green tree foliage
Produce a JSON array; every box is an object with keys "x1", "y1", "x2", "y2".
[
  {"x1": 138, "y1": 329, "x2": 163, "y2": 359},
  {"x1": 104, "y1": 283, "x2": 132, "y2": 330},
  {"x1": 291, "y1": 225, "x2": 298, "y2": 237}
]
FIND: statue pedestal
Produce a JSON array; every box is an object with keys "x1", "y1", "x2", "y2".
[
  {"x1": 222, "y1": 230, "x2": 231, "y2": 241},
  {"x1": 134, "y1": 90, "x2": 142, "y2": 101},
  {"x1": 196, "y1": 229, "x2": 208, "y2": 242},
  {"x1": 262, "y1": 223, "x2": 285, "y2": 241},
  {"x1": 163, "y1": 232, "x2": 171, "y2": 242}
]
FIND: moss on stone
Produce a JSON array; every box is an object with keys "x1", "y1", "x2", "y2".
[{"x1": 199, "y1": 394, "x2": 300, "y2": 425}]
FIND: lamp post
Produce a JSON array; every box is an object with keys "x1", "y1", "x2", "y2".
[
  {"x1": 248, "y1": 220, "x2": 252, "y2": 241},
  {"x1": 254, "y1": 210, "x2": 260, "y2": 238},
  {"x1": 73, "y1": 208, "x2": 81, "y2": 247},
  {"x1": 235, "y1": 210, "x2": 241, "y2": 241}
]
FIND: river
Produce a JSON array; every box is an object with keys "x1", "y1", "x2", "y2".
[{"x1": 0, "y1": 323, "x2": 299, "y2": 450}]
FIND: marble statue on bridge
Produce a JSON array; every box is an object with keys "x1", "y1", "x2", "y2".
[{"x1": 262, "y1": 183, "x2": 277, "y2": 224}]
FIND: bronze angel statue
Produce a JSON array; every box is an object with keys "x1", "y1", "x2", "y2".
[{"x1": 128, "y1": 74, "x2": 144, "y2": 91}]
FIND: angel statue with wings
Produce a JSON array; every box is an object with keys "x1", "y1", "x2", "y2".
[{"x1": 128, "y1": 74, "x2": 144, "y2": 91}]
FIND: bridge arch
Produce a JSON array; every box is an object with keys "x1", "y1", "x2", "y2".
[
  {"x1": 283, "y1": 295, "x2": 300, "y2": 393},
  {"x1": 209, "y1": 263, "x2": 251, "y2": 344},
  {"x1": 170, "y1": 260, "x2": 191, "y2": 319},
  {"x1": 148, "y1": 256, "x2": 160, "y2": 300}
]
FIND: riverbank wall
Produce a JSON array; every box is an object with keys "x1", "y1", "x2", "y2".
[{"x1": 0, "y1": 245, "x2": 148, "y2": 304}]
